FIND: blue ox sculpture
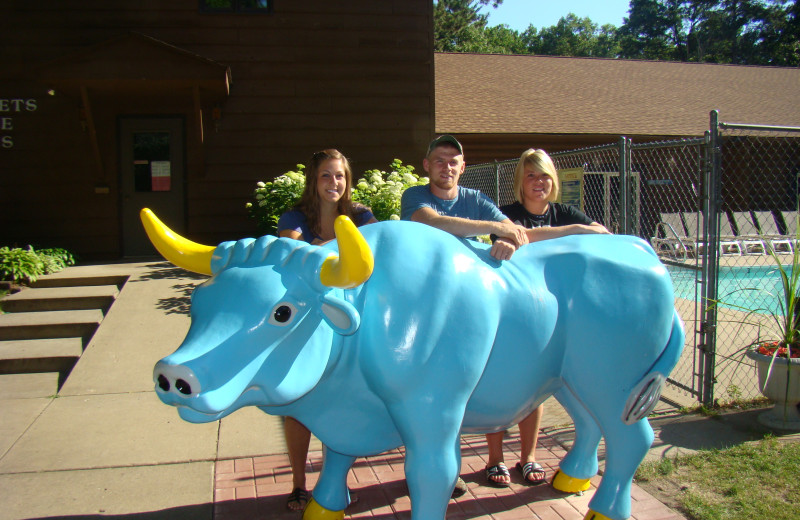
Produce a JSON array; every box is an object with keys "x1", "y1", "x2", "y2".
[{"x1": 142, "y1": 208, "x2": 684, "y2": 520}]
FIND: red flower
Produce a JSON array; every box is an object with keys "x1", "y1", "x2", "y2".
[{"x1": 755, "y1": 341, "x2": 800, "y2": 358}]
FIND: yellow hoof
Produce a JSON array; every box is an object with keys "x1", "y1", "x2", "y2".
[
  {"x1": 583, "y1": 509, "x2": 614, "y2": 520},
  {"x1": 552, "y1": 469, "x2": 592, "y2": 493},
  {"x1": 302, "y1": 498, "x2": 345, "y2": 520}
]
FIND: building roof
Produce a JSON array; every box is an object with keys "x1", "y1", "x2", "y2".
[
  {"x1": 35, "y1": 32, "x2": 231, "y2": 103},
  {"x1": 435, "y1": 53, "x2": 800, "y2": 136}
]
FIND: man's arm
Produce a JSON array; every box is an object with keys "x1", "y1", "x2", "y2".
[{"x1": 409, "y1": 207, "x2": 528, "y2": 246}]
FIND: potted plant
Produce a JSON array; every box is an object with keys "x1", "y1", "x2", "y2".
[
  {"x1": 746, "y1": 340, "x2": 800, "y2": 429},
  {"x1": 714, "y1": 227, "x2": 800, "y2": 430}
]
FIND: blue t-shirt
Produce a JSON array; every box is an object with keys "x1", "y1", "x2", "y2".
[
  {"x1": 277, "y1": 207, "x2": 374, "y2": 243},
  {"x1": 400, "y1": 185, "x2": 506, "y2": 236}
]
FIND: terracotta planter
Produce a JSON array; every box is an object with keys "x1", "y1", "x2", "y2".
[{"x1": 746, "y1": 349, "x2": 800, "y2": 430}]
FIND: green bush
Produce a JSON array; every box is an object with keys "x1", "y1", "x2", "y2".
[
  {"x1": 0, "y1": 246, "x2": 76, "y2": 284},
  {"x1": 353, "y1": 159, "x2": 427, "y2": 222},
  {"x1": 246, "y1": 165, "x2": 307, "y2": 236},
  {"x1": 246, "y1": 159, "x2": 427, "y2": 234}
]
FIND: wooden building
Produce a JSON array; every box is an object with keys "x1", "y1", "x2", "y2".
[
  {"x1": 0, "y1": 1, "x2": 434, "y2": 259},
  {"x1": 4, "y1": 2, "x2": 799, "y2": 261}
]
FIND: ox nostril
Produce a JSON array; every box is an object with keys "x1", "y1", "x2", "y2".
[
  {"x1": 157, "y1": 374, "x2": 170, "y2": 392},
  {"x1": 175, "y1": 379, "x2": 193, "y2": 395},
  {"x1": 153, "y1": 362, "x2": 200, "y2": 397}
]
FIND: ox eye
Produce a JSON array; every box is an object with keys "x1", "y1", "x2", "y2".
[{"x1": 269, "y1": 302, "x2": 298, "y2": 326}]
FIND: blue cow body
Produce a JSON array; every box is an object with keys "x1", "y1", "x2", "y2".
[{"x1": 152, "y1": 219, "x2": 683, "y2": 520}]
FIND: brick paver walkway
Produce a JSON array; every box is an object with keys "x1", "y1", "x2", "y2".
[{"x1": 214, "y1": 430, "x2": 683, "y2": 520}]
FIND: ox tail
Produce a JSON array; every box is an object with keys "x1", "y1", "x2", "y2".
[{"x1": 621, "y1": 310, "x2": 685, "y2": 425}]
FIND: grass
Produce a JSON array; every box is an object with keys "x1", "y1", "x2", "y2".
[{"x1": 635, "y1": 436, "x2": 800, "y2": 520}]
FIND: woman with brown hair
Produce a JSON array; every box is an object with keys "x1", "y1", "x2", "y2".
[
  {"x1": 278, "y1": 149, "x2": 376, "y2": 244},
  {"x1": 277, "y1": 148, "x2": 376, "y2": 510}
]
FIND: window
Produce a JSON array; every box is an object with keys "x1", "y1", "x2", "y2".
[
  {"x1": 133, "y1": 132, "x2": 171, "y2": 192},
  {"x1": 200, "y1": 0, "x2": 272, "y2": 13}
]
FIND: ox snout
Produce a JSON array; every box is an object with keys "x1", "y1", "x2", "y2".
[{"x1": 153, "y1": 361, "x2": 201, "y2": 398}]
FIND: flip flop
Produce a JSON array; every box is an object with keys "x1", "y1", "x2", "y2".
[
  {"x1": 485, "y1": 463, "x2": 511, "y2": 487},
  {"x1": 516, "y1": 461, "x2": 547, "y2": 485},
  {"x1": 286, "y1": 487, "x2": 309, "y2": 511}
]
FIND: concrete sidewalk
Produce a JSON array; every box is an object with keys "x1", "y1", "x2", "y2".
[{"x1": 0, "y1": 261, "x2": 778, "y2": 520}]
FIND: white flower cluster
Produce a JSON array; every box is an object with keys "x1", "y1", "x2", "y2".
[{"x1": 354, "y1": 160, "x2": 427, "y2": 221}]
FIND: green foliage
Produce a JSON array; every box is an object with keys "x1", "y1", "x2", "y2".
[
  {"x1": 635, "y1": 457, "x2": 674, "y2": 481},
  {"x1": 433, "y1": 0, "x2": 503, "y2": 52},
  {"x1": 636, "y1": 437, "x2": 800, "y2": 520},
  {"x1": 37, "y1": 248, "x2": 76, "y2": 274},
  {"x1": 0, "y1": 246, "x2": 76, "y2": 285},
  {"x1": 434, "y1": 0, "x2": 799, "y2": 66},
  {"x1": 528, "y1": 15, "x2": 621, "y2": 58},
  {"x1": 246, "y1": 158, "x2": 427, "y2": 233},
  {"x1": 246, "y1": 165, "x2": 307, "y2": 235},
  {"x1": 352, "y1": 159, "x2": 427, "y2": 222}
]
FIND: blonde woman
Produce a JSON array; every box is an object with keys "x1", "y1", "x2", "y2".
[
  {"x1": 484, "y1": 148, "x2": 610, "y2": 487},
  {"x1": 502, "y1": 148, "x2": 609, "y2": 242}
]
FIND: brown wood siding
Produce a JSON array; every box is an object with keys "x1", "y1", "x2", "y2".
[{"x1": 1, "y1": 0, "x2": 434, "y2": 258}]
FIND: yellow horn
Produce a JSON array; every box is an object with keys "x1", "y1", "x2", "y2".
[
  {"x1": 139, "y1": 208, "x2": 214, "y2": 276},
  {"x1": 319, "y1": 216, "x2": 374, "y2": 289}
]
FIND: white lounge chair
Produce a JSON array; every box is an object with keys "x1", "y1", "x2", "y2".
[
  {"x1": 651, "y1": 212, "x2": 696, "y2": 257},
  {"x1": 752, "y1": 211, "x2": 792, "y2": 253},
  {"x1": 782, "y1": 211, "x2": 799, "y2": 250},
  {"x1": 682, "y1": 211, "x2": 740, "y2": 256},
  {"x1": 730, "y1": 211, "x2": 766, "y2": 255}
]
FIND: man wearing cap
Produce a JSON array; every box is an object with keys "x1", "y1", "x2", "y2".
[{"x1": 401, "y1": 134, "x2": 528, "y2": 261}]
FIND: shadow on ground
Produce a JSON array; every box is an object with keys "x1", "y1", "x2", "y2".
[
  {"x1": 26, "y1": 504, "x2": 212, "y2": 520},
  {"x1": 134, "y1": 262, "x2": 210, "y2": 282}
]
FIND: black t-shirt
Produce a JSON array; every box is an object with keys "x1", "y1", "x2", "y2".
[{"x1": 500, "y1": 201, "x2": 593, "y2": 229}]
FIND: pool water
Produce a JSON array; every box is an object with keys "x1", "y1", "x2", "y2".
[{"x1": 668, "y1": 264, "x2": 793, "y2": 316}]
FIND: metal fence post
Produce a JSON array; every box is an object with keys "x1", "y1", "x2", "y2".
[
  {"x1": 700, "y1": 110, "x2": 722, "y2": 406},
  {"x1": 618, "y1": 136, "x2": 629, "y2": 234},
  {"x1": 494, "y1": 160, "x2": 501, "y2": 204}
]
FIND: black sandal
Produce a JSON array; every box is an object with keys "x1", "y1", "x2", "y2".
[
  {"x1": 286, "y1": 487, "x2": 309, "y2": 511},
  {"x1": 516, "y1": 461, "x2": 547, "y2": 485},
  {"x1": 485, "y1": 463, "x2": 511, "y2": 487}
]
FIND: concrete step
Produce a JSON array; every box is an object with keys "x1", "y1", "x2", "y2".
[
  {"x1": 0, "y1": 372, "x2": 60, "y2": 398},
  {"x1": 30, "y1": 275, "x2": 128, "y2": 289},
  {"x1": 0, "y1": 337, "x2": 83, "y2": 375},
  {"x1": 0, "y1": 285, "x2": 119, "y2": 314},
  {"x1": 0, "y1": 309, "x2": 103, "y2": 344}
]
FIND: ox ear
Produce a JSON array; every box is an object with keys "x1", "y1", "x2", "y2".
[{"x1": 319, "y1": 293, "x2": 360, "y2": 336}]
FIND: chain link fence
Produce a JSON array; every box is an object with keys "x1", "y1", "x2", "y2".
[{"x1": 462, "y1": 111, "x2": 800, "y2": 407}]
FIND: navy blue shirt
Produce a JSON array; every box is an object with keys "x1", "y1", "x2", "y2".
[{"x1": 278, "y1": 207, "x2": 374, "y2": 243}]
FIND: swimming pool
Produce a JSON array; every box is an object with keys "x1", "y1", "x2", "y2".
[{"x1": 667, "y1": 264, "x2": 792, "y2": 315}]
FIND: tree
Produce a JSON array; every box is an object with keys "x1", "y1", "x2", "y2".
[
  {"x1": 617, "y1": 0, "x2": 799, "y2": 65},
  {"x1": 618, "y1": 0, "x2": 678, "y2": 59},
  {"x1": 433, "y1": 0, "x2": 504, "y2": 52},
  {"x1": 527, "y1": 14, "x2": 620, "y2": 58},
  {"x1": 432, "y1": 0, "x2": 799, "y2": 66}
]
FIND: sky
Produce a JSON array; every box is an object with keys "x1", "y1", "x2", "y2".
[{"x1": 482, "y1": 0, "x2": 632, "y2": 32}]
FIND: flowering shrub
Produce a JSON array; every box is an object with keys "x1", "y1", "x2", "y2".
[
  {"x1": 246, "y1": 165, "x2": 306, "y2": 235},
  {"x1": 246, "y1": 159, "x2": 426, "y2": 234},
  {"x1": 353, "y1": 159, "x2": 427, "y2": 222}
]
